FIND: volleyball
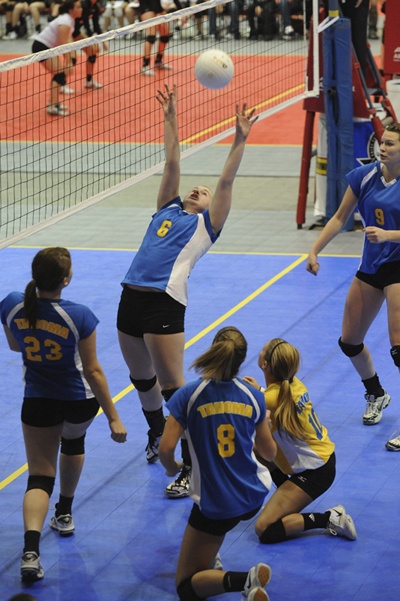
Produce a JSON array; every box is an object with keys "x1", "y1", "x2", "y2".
[{"x1": 195, "y1": 49, "x2": 234, "y2": 90}]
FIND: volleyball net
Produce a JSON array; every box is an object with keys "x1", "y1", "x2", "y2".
[{"x1": 0, "y1": 0, "x2": 319, "y2": 247}]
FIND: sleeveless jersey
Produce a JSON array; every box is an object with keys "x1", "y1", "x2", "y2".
[
  {"x1": 265, "y1": 377, "x2": 335, "y2": 474},
  {"x1": 167, "y1": 377, "x2": 272, "y2": 520},
  {"x1": 346, "y1": 161, "x2": 400, "y2": 274},
  {"x1": 1, "y1": 292, "x2": 99, "y2": 400},
  {"x1": 122, "y1": 197, "x2": 219, "y2": 306}
]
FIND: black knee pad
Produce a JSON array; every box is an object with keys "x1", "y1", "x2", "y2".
[
  {"x1": 258, "y1": 519, "x2": 286, "y2": 544},
  {"x1": 26, "y1": 475, "x2": 55, "y2": 497},
  {"x1": 177, "y1": 577, "x2": 204, "y2": 601},
  {"x1": 61, "y1": 434, "x2": 86, "y2": 456},
  {"x1": 146, "y1": 34, "x2": 156, "y2": 44},
  {"x1": 130, "y1": 375, "x2": 157, "y2": 392},
  {"x1": 87, "y1": 54, "x2": 96, "y2": 64},
  {"x1": 338, "y1": 337, "x2": 364, "y2": 358},
  {"x1": 159, "y1": 34, "x2": 171, "y2": 43},
  {"x1": 53, "y1": 71, "x2": 67, "y2": 86},
  {"x1": 390, "y1": 346, "x2": 400, "y2": 367},
  {"x1": 161, "y1": 388, "x2": 179, "y2": 402},
  {"x1": 71, "y1": 56, "x2": 77, "y2": 66}
]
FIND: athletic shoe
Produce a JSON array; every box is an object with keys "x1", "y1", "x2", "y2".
[
  {"x1": 28, "y1": 33, "x2": 37, "y2": 40},
  {"x1": 213, "y1": 553, "x2": 223, "y2": 570},
  {"x1": 146, "y1": 429, "x2": 162, "y2": 463},
  {"x1": 282, "y1": 25, "x2": 294, "y2": 40},
  {"x1": 140, "y1": 66, "x2": 155, "y2": 76},
  {"x1": 47, "y1": 103, "x2": 69, "y2": 116},
  {"x1": 386, "y1": 431, "x2": 400, "y2": 451},
  {"x1": 154, "y1": 62, "x2": 173, "y2": 71},
  {"x1": 50, "y1": 513, "x2": 75, "y2": 536},
  {"x1": 164, "y1": 464, "x2": 191, "y2": 498},
  {"x1": 326, "y1": 505, "x2": 357, "y2": 540},
  {"x1": 21, "y1": 552, "x2": 44, "y2": 582},
  {"x1": 2, "y1": 31, "x2": 17, "y2": 40},
  {"x1": 60, "y1": 85, "x2": 75, "y2": 94},
  {"x1": 243, "y1": 563, "x2": 272, "y2": 599},
  {"x1": 362, "y1": 391, "x2": 391, "y2": 425},
  {"x1": 246, "y1": 588, "x2": 270, "y2": 601},
  {"x1": 85, "y1": 80, "x2": 103, "y2": 89}
]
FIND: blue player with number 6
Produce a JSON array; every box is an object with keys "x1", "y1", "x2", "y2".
[
  {"x1": 243, "y1": 338, "x2": 357, "y2": 544},
  {"x1": 117, "y1": 83, "x2": 257, "y2": 499}
]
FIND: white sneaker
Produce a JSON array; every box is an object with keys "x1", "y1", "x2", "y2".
[
  {"x1": 140, "y1": 66, "x2": 155, "y2": 76},
  {"x1": 243, "y1": 563, "x2": 272, "y2": 599},
  {"x1": 21, "y1": 552, "x2": 44, "y2": 582},
  {"x1": 61, "y1": 85, "x2": 75, "y2": 95},
  {"x1": 164, "y1": 464, "x2": 191, "y2": 498},
  {"x1": 50, "y1": 513, "x2": 75, "y2": 536},
  {"x1": 326, "y1": 505, "x2": 357, "y2": 540},
  {"x1": 3, "y1": 31, "x2": 17, "y2": 40},
  {"x1": 85, "y1": 79, "x2": 102, "y2": 89},
  {"x1": 154, "y1": 61, "x2": 173, "y2": 71},
  {"x1": 246, "y1": 589, "x2": 270, "y2": 601},
  {"x1": 363, "y1": 391, "x2": 391, "y2": 425},
  {"x1": 283, "y1": 25, "x2": 295, "y2": 40},
  {"x1": 46, "y1": 103, "x2": 69, "y2": 116},
  {"x1": 28, "y1": 32, "x2": 37, "y2": 40},
  {"x1": 386, "y1": 430, "x2": 400, "y2": 451}
]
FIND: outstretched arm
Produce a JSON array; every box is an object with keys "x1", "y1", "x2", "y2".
[
  {"x1": 156, "y1": 84, "x2": 180, "y2": 210},
  {"x1": 306, "y1": 185, "x2": 359, "y2": 275},
  {"x1": 209, "y1": 104, "x2": 258, "y2": 234}
]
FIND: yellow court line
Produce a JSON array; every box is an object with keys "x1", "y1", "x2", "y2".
[{"x1": 0, "y1": 254, "x2": 306, "y2": 491}]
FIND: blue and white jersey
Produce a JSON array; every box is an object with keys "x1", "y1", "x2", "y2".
[
  {"x1": 347, "y1": 161, "x2": 400, "y2": 274},
  {"x1": 121, "y1": 198, "x2": 219, "y2": 306},
  {"x1": 168, "y1": 377, "x2": 271, "y2": 520},
  {"x1": 0, "y1": 292, "x2": 99, "y2": 400}
]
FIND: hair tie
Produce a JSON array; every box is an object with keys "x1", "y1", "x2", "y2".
[
  {"x1": 282, "y1": 378, "x2": 290, "y2": 382},
  {"x1": 267, "y1": 340, "x2": 286, "y2": 361}
]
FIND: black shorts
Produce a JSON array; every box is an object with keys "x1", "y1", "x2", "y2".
[
  {"x1": 117, "y1": 286, "x2": 185, "y2": 337},
  {"x1": 188, "y1": 503, "x2": 262, "y2": 536},
  {"x1": 21, "y1": 396, "x2": 100, "y2": 427},
  {"x1": 287, "y1": 452, "x2": 336, "y2": 500},
  {"x1": 138, "y1": 0, "x2": 162, "y2": 14},
  {"x1": 356, "y1": 260, "x2": 400, "y2": 290},
  {"x1": 32, "y1": 40, "x2": 49, "y2": 58}
]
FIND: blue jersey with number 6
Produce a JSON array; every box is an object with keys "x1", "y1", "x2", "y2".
[
  {"x1": 1, "y1": 292, "x2": 98, "y2": 400},
  {"x1": 167, "y1": 377, "x2": 271, "y2": 520}
]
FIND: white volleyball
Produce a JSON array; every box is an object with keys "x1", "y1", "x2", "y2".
[{"x1": 195, "y1": 49, "x2": 234, "y2": 90}]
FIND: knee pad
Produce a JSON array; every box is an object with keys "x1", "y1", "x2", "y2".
[
  {"x1": 60, "y1": 434, "x2": 86, "y2": 456},
  {"x1": 146, "y1": 34, "x2": 156, "y2": 44},
  {"x1": 161, "y1": 388, "x2": 179, "y2": 402},
  {"x1": 177, "y1": 577, "x2": 204, "y2": 601},
  {"x1": 258, "y1": 519, "x2": 286, "y2": 544},
  {"x1": 26, "y1": 475, "x2": 55, "y2": 497},
  {"x1": 338, "y1": 337, "x2": 364, "y2": 358},
  {"x1": 159, "y1": 34, "x2": 171, "y2": 43},
  {"x1": 71, "y1": 56, "x2": 77, "y2": 66},
  {"x1": 87, "y1": 54, "x2": 96, "y2": 64},
  {"x1": 130, "y1": 375, "x2": 157, "y2": 392},
  {"x1": 390, "y1": 346, "x2": 400, "y2": 367},
  {"x1": 53, "y1": 71, "x2": 67, "y2": 86}
]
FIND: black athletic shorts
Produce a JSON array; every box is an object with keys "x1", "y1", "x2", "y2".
[
  {"x1": 188, "y1": 503, "x2": 262, "y2": 536},
  {"x1": 117, "y1": 285, "x2": 185, "y2": 337},
  {"x1": 286, "y1": 452, "x2": 336, "y2": 500},
  {"x1": 21, "y1": 396, "x2": 100, "y2": 427},
  {"x1": 356, "y1": 260, "x2": 400, "y2": 290},
  {"x1": 32, "y1": 40, "x2": 49, "y2": 57}
]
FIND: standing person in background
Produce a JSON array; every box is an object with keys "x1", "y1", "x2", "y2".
[
  {"x1": 159, "y1": 326, "x2": 277, "y2": 601},
  {"x1": 243, "y1": 338, "x2": 357, "y2": 544},
  {"x1": 0, "y1": 247, "x2": 127, "y2": 583},
  {"x1": 117, "y1": 83, "x2": 258, "y2": 499},
  {"x1": 31, "y1": 0, "x2": 82, "y2": 116},
  {"x1": 306, "y1": 123, "x2": 400, "y2": 451},
  {"x1": 138, "y1": 0, "x2": 182, "y2": 75}
]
